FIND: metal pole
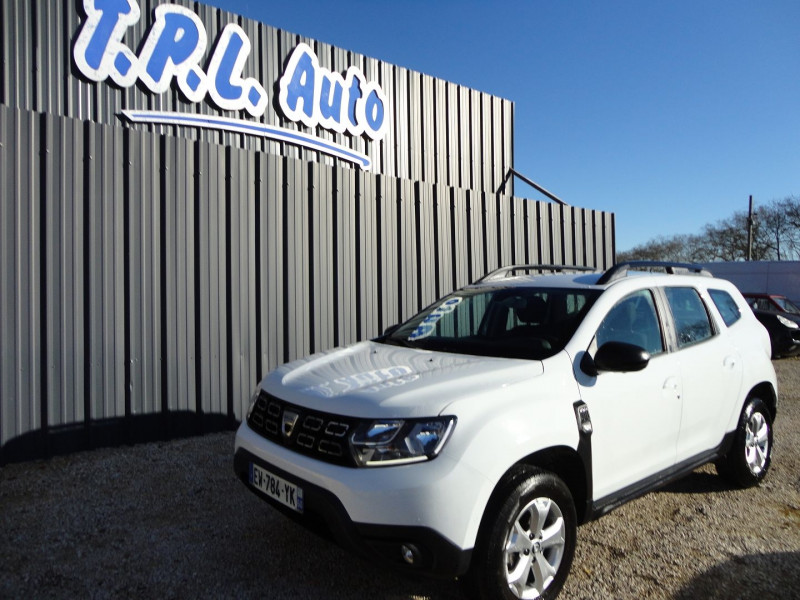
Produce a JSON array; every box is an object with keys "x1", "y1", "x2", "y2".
[
  {"x1": 505, "y1": 168, "x2": 567, "y2": 206},
  {"x1": 747, "y1": 195, "x2": 754, "y2": 261}
]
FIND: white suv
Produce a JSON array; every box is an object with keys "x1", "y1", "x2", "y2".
[{"x1": 234, "y1": 262, "x2": 778, "y2": 600}]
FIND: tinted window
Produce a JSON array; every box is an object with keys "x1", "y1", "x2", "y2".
[
  {"x1": 753, "y1": 298, "x2": 772, "y2": 311},
  {"x1": 665, "y1": 287, "x2": 714, "y2": 348},
  {"x1": 709, "y1": 289, "x2": 741, "y2": 327},
  {"x1": 596, "y1": 290, "x2": 663, "y2": 355}
]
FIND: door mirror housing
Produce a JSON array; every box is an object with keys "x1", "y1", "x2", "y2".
[
  {"x1": 581, "y1": 341, "x2": 651, "y2": 376},
  {"x1": 382, "y1": 324, "x2": 400, "y2": 337}
]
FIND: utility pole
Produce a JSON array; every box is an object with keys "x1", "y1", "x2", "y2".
[{"x1": 747, "y1": 195, "x2": 754, "y2": 262}]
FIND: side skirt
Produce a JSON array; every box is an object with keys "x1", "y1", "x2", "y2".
[{"x1": 588, "y1": 431, "x2": 736, "y2": 521}]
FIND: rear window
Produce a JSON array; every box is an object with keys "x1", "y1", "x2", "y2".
[
  {"x1": 664, "y1": 287, "x2": 715, "y2": 348},
  {"x1": 709, "y1": 289, "x2": 742, "y2": 327}
]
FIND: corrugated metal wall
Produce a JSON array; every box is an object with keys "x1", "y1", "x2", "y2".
[
  {"x1": 0, "y1": 0, "x2": 615, "y2": 462},
  {"x1": 0, "y1": 105, "x2": 614, "y2": 461},
  {"x1": 1, "y1": 0, "x2": 513, "y2": 192}
]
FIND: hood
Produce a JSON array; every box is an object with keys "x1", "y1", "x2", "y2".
[{"x1": 263, "y1": 341, "x2": 544, "y2": 418}]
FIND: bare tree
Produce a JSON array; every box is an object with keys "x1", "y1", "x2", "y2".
[
  {"x1": 771, "y1": 196, "x2": 800, "y2": 258},
  {"x1": 618, "y1": 196, "x2": 799, "y2": 262},
  {"x1": 617, "y1": 235, "x2": 692, "y2": 263}
]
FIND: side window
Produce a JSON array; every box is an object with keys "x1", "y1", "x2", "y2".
[
  {"x1": 664, "y1": 287, "x2": 714, "y2": 348},
  {"x1": 755, "y1": 298, "x2": 772, "y2": 311},
  {"x1": 709, "y1": 289, "x2": 742, "y2": 327},
  {"x1": 596, "y1": 290, "x2": 664, "y2": 355}
]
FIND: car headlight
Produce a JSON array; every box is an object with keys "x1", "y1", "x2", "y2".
[
  {"x1": 350, "y1": 417, "x2": 456, "y2": 467},
  {"x1": 777, "y1": 315, "x2": 799, "y2": 329}
]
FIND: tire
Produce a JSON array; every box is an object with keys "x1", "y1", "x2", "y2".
[
  {"x1": 468, "y1": 466, "x2": 577, "y2": 600},
  {"x1": 717, "y1": 397, "x2": 773, "y2": 488}
]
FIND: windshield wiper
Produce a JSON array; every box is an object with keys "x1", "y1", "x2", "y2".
[{"x1": 382, "y1": 336, "x2": 416, "y2": 348}]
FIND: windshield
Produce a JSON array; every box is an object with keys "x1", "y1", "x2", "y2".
[
  {"x1": 774, "y1": 296, "x2": 800, "y2": 315},
  {"x1": 381, "y1": 287, "x2": 601, "y2": 360}
]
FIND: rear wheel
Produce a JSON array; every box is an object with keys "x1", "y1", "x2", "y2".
[
  {"x1": 717, "y1": 397, "x2": 773, "y2": 487},
  {"x1": 468, "y1": 467, "x2": 577, "y2": 600}
]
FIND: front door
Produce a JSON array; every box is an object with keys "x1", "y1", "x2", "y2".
[{"x1": 576, "y1": 290, "x2": 683, "y2": 500}]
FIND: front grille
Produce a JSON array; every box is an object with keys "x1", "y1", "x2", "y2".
[{"x1": 248, "y1": 391, "x2": 359, "y2": 467}]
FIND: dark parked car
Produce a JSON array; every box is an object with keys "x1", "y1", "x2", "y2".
[
  {"x1": 751, "y1": 309, "x2": 800, "y2": 358},
  {"x1": 744, "y1": 294, "x2": 800, "y2": 358},
  {"x1": 744, "y1": 293, "x2": 800, "y2": 318}
]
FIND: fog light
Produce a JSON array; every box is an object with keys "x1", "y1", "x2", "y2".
[{"x1": 400, "y1": 544, "x2": 418, "y2": 565}]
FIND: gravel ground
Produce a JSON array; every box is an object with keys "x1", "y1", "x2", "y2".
[{"x1": 1, "y1": 359, "x2": 798, "y2": 600}]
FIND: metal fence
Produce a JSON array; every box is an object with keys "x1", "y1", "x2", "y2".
[
  {"x1": 0, "y1": 0, "x2": 615, "y2": 461},
  {"x1": 0, "y1": 104, "x2": 614, "y2": 462}
]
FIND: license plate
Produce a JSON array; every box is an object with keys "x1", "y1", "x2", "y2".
[{"x1": 249, "y1": 463, "x2": 304, "y2": 513}]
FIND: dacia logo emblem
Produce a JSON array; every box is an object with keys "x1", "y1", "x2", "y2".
[{"x1": 282, "y1": 410, "x2": 300, "y2": 438}]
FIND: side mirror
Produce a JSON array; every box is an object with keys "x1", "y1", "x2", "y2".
[{"x1": 581, "y1": 341, "x2": 650, "y2": 376}]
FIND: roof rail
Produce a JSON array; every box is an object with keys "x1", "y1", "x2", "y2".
[
  {"x1": 597, "y1": 261, "x2": 713, "y2": 285},
  {"x1": 477, "y1": 264, "x2": 596, "y2": 283}
]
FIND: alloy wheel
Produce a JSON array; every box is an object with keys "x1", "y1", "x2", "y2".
[
  {"x1": 744, "y1": 411, "x2": 770, "y2": 475},
  {"x1": 503, "y1": 497, "x2": 566, "y2": 598}
]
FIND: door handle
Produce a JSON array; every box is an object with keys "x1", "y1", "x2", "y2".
[{"x1": 663, "y1": 376, "x2": 681, "y2": 399}]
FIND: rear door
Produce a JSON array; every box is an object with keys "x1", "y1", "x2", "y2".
[{"x1": 664, "y1": 286, "x2": 743, "y2": 462}]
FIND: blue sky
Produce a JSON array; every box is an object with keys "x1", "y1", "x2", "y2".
[{"x1": 205, "y1": 0, "x2": 799, "y2": 251}]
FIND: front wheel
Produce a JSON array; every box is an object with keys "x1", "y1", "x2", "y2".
[
  {"x1": 717, "y1": 397, "x2": 773, "y2": 488},
  {"x1": 468, "y1": 467, "x2": 577, "y2": 600}
]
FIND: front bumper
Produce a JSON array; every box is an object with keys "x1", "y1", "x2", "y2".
[
  {"x1": 234, "y1": 424, "x2": 476, "y2": 576},
  {"x1": 772, "y1": 328, "x2": 800, "y2": 358}
]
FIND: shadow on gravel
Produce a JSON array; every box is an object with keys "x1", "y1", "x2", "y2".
[
  {"x1": 0, "y1": 432, "x2": 468, "y2": 600},
  {"x1": 658, "y1": 470, "x2": 730, "y2": 495},
  {"x1": 213, "y1": 503, "x2": 468, "y2": 599},
  {"x1": 674, "y1": 552, "x2": 800, "y2": 599},
  {"x1": 0, "y1": 412, "x2": 236, "y2": 465}
]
